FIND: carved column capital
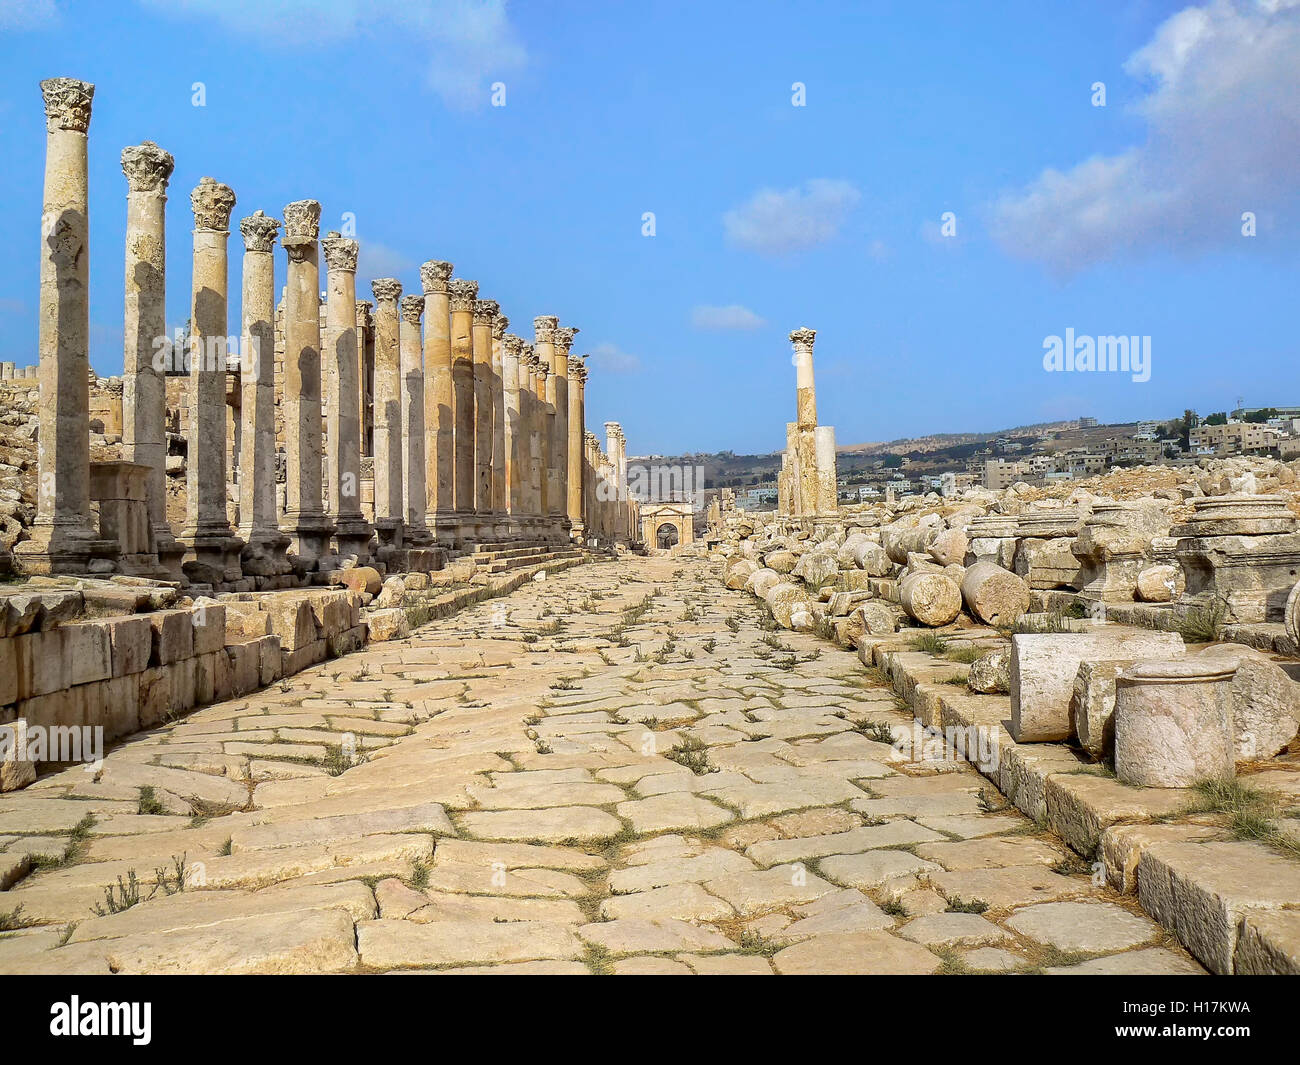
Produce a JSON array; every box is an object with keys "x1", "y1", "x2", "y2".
[
  {"x1": 554, "y1": 326, "x2": 579, "y2": 355},
  {"x1": 191, "y1": 176, "x2": 236, "y2": 232},
  {"x1": 371, "y1": 278, "x2": 403, "y2": 304},
  {"x1": 41, "y1": 77, "x2": 94, "y2": 133},
  {"x1": 789, "y1": 327, "x2": 817, "y2": 352},
  {"x1": 400, "y1": 294, "x2": 425, "y2": 324},
  {"x1": 239, "y1": 210, "x2": 280, "y2": 252},
  {"x1": 492, "y1": 313, "x2": 509, "y2": 339},
  {"x1": 473, "y1": 299, "x2": 499, "y2": 326},
  {"x1": 503, "y1": 334, "x2": 524, "y2": 356},
  {"x1": 447, "y1": 279, "x2": 478, "y2": 312},
  {"x1": 420, "y1": 259, "x2": 454, "y2": 295},
  {"x1": 534, "y1": 315, "x2": 559, "y2": 343},
  {"x1": 321, "y1": 231, "x2": 359, "y2": 273},
  {"x1": 121, "y1": 141, "x2": 174, "y2": 194},
  {"x1": 355, "y1": 300, "x2": 374, "y2": 327}
]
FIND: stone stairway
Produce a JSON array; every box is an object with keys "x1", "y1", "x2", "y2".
[{"x1": 466, "y1": 540, "x2": 585, "y2": 575}]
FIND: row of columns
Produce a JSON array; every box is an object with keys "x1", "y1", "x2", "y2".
[{"x1": 17, "y1": 76, "x2": 637, "y2": 584}]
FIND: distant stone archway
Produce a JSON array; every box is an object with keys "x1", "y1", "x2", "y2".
[
  {"x1": 655, "y1": 522, "x2": 679, "y2": 549},
  {"x1": 640, "y1": 501, "x2": 694, "y2": 553}
]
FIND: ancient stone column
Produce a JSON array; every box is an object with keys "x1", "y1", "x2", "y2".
[
  {"x1": 355, "y1": 299, "x2": 373, "y2": 457},
  {"x1": 370, "y1": 278, "x2": 404, "y2": 548},
  {"x1": 566, "y1": 358, "x2": 587, "y2": 541},
  {"x1": 321, "y1": 231, "x2": 370, "y2": 559},
  {"x1": 17, "y1": 78, "x2": 108, "y2": 574},
  {"x1": 400, "y1": 293, "x2": 429, "y2": 543},
  {"x1": 279, "y1": 200, "x2": 333, "y2": 563},
  {"x1": 490, "y1": 312, "x2": 509, "y2": 533},
  {"x1": 448, "y1": 279, "x2": 477, "y2": 538},
  {"x1": 533, "y1": 317, "x2": 558, "y2": 539},
  {"x1": 552, "y1": 325, "x2": 577, "y2": 538},
  {"x1": 502, "y1": 334, "x2": 523, "y2": 532},
  {"x1": 536, "y1": 356, "x2": 554, "y2": 541},
  {"x1": 180, "y1": 176, "x2": 244, "y2": 584},
  {"x1": 472, "y1": 298, "x2": 498, "y2": 534},
  {"x1": 605, "y1": 422, "x2": 623, "y2": 541},
  {"x1": 420, "y1": 260, "x2": 456, "y2": 546},
  {"x1": 236, "y1": 210, "x2": 290, "y2": 576},
  {"x1": 520, "y1": 344, "x2": 542, "y2": 536},
  {"x1": 790, "y1": 327, "x2": 817, "y2": 430},
  {"x1": 120, "y1": 140, "x2": 179, "y2": 575}
]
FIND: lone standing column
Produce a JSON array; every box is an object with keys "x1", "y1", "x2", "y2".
[
  {"x1": 400, "y1": 294, "x2": 429, "y2": 543},
  {"x1": 236, "y1": 210, "x2": 290, "y2": 577},
  {"x1": 502, "y1": 334, "x2": 523, "y2": 534},
  {"x1": 490, "y1": 312, "x2": 509, "y2": 536},
  {"x1": 280, "y1": 200, "x2": 333, "y2": 563},
  {"x1": 791, "y1": 327, "x2": 818, "y2": 430},
  {"x1": 472, "y1": 298, "x2": 498, "y2": 538},
  {"x1": 448, "y1": 278, "x2": 477, "y2": 543},
  {"x1": 420, "y1": 261, "x2": 455, "y2": 547},
  {"x1": 370, "y1": 278, "x2": 404, "y2": 549},
  {"x1": 180, "y1": 176, "x2": 244, "y2": 585},
  {"x1": 321, "y1": 231, "x2": 370, "y2": 559},
  {"x1": 18, "y1": 78, "x2": 107, "y2": 574},
  {"x1": 120, "y1": 140, "x2": 179, "y2": 575},
  {"x1": 567, "y1": 359, "x2": 587, "y2": 541}
]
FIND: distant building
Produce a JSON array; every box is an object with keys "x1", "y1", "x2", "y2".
[
  {"x1": 1190, "y1": 421, "x2": 1279, "y2": 456},
  {"x1": 983, "y1": 459, "x2": 1027, "y2": 490}
]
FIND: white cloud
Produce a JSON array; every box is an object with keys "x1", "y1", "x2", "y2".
[
  {"x1": 991, "y1": 0, "x2": 1300, "y2": 273},
  {"x1": 0, "y1": 0, "x2": 58, "y2": 30},
  {"x1": 723, "y1": 179, "x2": 861, "y2": 256},
  {"x1": 690, "y1": 304, "x2": 766, "y2": 330},
  {"x1": 134, "y1": 0, "x2": 525, "y2": 110},
  {"x1": 587, "y1": 342, "x2": 641, "y2": 374}
]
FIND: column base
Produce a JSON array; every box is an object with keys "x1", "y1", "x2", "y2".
[
  {"x1": 285, "y1": 513, "x2": 336, "y2": 567},
  {"x1": 14, "y1": 523, "x2": 118, "y2": 576},
  {"x1": 155, "y1": 527, "x2": 189, "y2": 582},
  {"x1": 425, "y1": 513, "x2": 460, "y2": 550},
  {"x1": 331, "y1": 518, "x2": 374, "y2": 564},
  {"x1": 238, "y1": 527, "x2": 293, "y2": 577},
  {"x1": 179, "y1": 526, "x2": 245, "y2": 587}
]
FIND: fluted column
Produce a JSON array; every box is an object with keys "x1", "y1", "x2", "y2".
[
  {"x1": 472, "y1": 298, "x2": 497, "y2": 534},
  {"x1": 120, "y1": 140, "x2": 176, "y2": 574},
  {"x1": 18, "y1": 78, "x2": 104, "y2": 574},
  {"x1": 322, "y1": 231, "x2": 370, "y2": 559},
  {"x1": 180, "y1": 176, "x2": 244, "y2": 584},
  {"x1": 448, "y1": 278, "x2": 477, "y2": 538},
  {"x1": 370, "y1": 278, "x2": 404, "y2": 545},
  {"x1": 502, "y1": 334, "x2": 523, "y2": 531},
  {"x1": 236, "y1": 210, "x2": 290, "y2": 575},
  {"x1": 400, "y1": 294, "x2": 429, "y2": 543},
  {"x1": 567, "y1": 359, "x2": 587, "y2": 541},
  {"x1": 420, "y1": 260, "x2": 455, "y2": 546},
  {"x1": 490, "y1": 312, "x2": 509, "y2": 533}
]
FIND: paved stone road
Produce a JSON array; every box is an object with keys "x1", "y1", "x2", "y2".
[{"x1": 0, "y1": 555, "x2": 1205, "y2": 974}]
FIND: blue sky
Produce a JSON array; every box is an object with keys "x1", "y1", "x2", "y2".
[{"x1": 1, "y1": 0, "x2": 1297, "y2": 455}]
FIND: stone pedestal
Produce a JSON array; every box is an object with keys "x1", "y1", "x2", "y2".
[
  {"x1": 1173, "y1": 495, "x2": 1300, "y2": 623},
  {"x1": 1012, "y1": 510, "x2": 1083, "y2": 589},
  {"x1": 236, "y1": 210, "x2": 292, "y2": 577},
  {"x1": 321, "y1": 231, "x2": 371, "y2": 561},
  {"x1": 179, "y1": 177, "x2": 244, "y2": 586},
  {"x1": 1072, "y1": 500, "x2": 1173, "y2": 603},
  {"x1": 16, "y1": 78, "x2": 116, "y2": 575},
  {"x1": 120, "y1": 140, "x2": 182, "y2": 578},
  {"x1": 89, "y1": 460, "x2": 160, "y2": 575},
  {"x1": 420, "y1": 261, "x2": 457, "y2": 548},
  {"x1": 280, "y1": 200, "x2": 334, "y2": 564},
  {"x1": 1114, "y1": 658, "x2": 1237, "y2": 788}
]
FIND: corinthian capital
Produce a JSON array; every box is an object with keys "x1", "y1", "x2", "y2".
[
  {"x1": 788, "y1": 327, "x2": 816, "y2": 352},
  {"x1": 400, "y1": 294, "x2": 425, "y2": 324},
  {"x1": 534, "y1": 315, "x2": 559, "y2": 344},
  {"x1": 371, "y1": 278, "x2": 402, "y2": 304},
  {"x1": 447, "y1": 279, "x2": 478, "y2": 312},
  {"x1": 492, "y1": 314, "x2": 509, "y2": 339},
  {"x1": 239, "y1": 210, "x2": 281, "y2": 252},
  {"x1": 420, "y1": 260, "x2": 453, "y2": 295},
  {"x1": 554, "y1": 326, "x2": 579, "y2": 355},
  {"x1": 282, "y1": 199, "x2": 322, "y2": 260},
  {"x1": 41, "y1": 77, "x2": 94, "y2": 133},
  {"x1": 473, "y1": 299, "x2": 499, "y2": 326},
  {"x1": 355, "y1": 300, "x2": 373, "y2": 327},
  {"x1": 121, "y1": 141, "x2": 174, "y2": 194},
  {"x1": 503, "y1": 334, "x2": 524, "y2": 356},
  {"x1": 191, "y1": 176, "x2": 236, "y2": 231},
  {"x1": 321, "y1": 231, "x2": 359, "y2": 273},
  {"x1": 567, "y1": 361, "x2": 587, "y2": 383}
]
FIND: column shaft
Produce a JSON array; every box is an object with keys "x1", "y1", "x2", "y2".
[
  {"x1": 472, "y1": 299, "x2": 497, "y2": 521},
  {"x1": 420, "y1": 261, "x2": 455, "y2": 544},
  {"x1": 370, "y1": 279, "x2": 404, "y2": 533},
  {"x1": 448, "y1": 279, "x2": 477, "y2": 527},
  {"x1": 400, "y1": 294, "x2": 428, "y2": 538},
  {"x1": 323, "y1": 232, "x2": 368, "y2": 557}
]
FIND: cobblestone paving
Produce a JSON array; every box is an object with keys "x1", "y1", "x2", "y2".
[{"x1": 0, "y1": 556, "x2": 1205, "y2": 974}]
